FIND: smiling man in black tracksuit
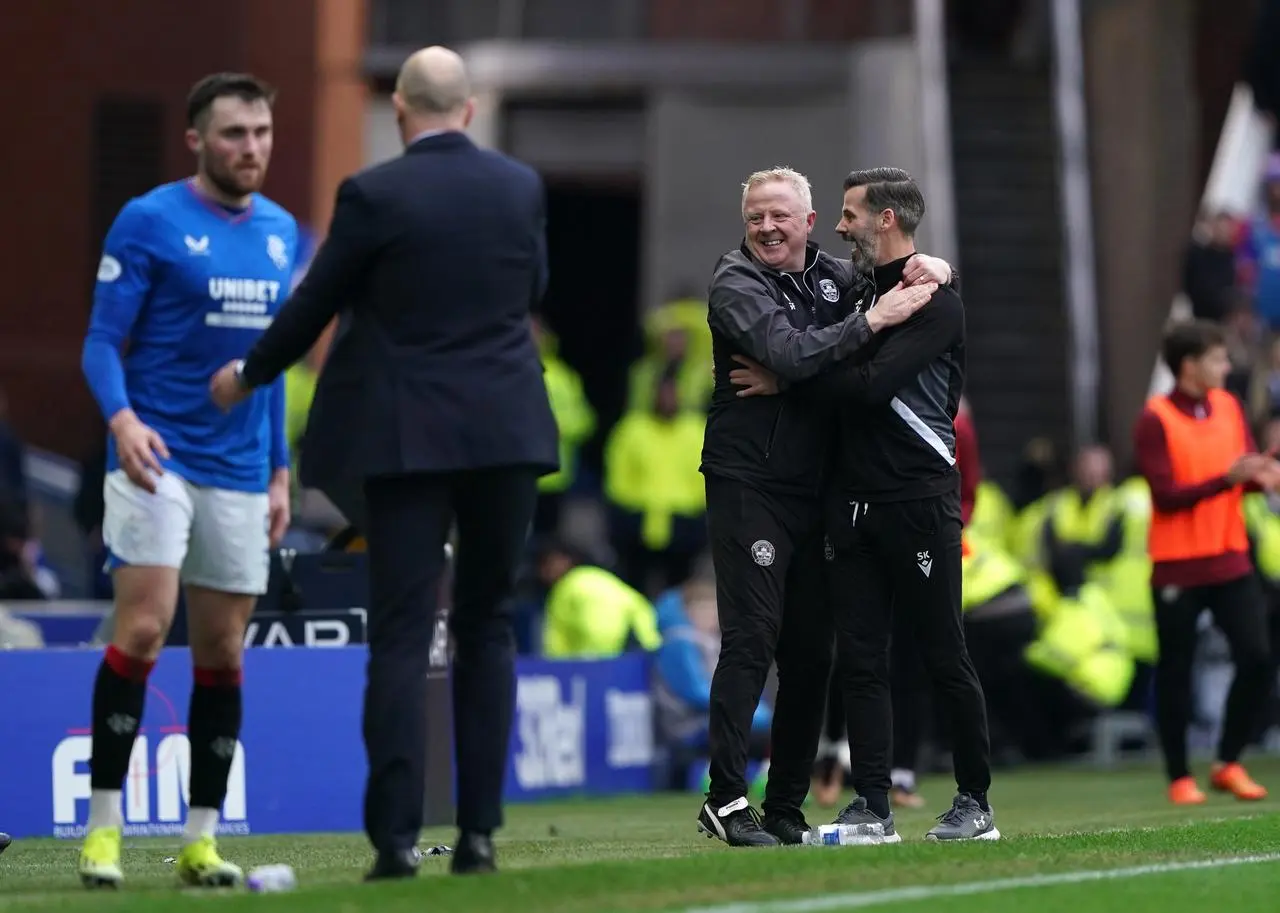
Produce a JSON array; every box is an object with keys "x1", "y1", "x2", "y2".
[
  {"x1": 696, "y1": 166, "x2": 951, "y2": 847},
  {"x1": 730, "y1": 167, "x2": 998, "y2": 844}
]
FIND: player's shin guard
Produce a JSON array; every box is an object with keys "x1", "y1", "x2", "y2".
[
  {"x1": 185, "y1": 667, "x2": 243, "y2": 843},
  {"x1": 87, "y1": 645, "x2": 155, "y2": 830}
]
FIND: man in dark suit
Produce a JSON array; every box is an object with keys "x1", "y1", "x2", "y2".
[{"x1": 210, "y1": 45, "x2": 558, "y2": 879}]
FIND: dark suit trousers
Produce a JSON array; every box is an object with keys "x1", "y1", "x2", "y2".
[{"x1": 361, "y1": 467, "x2": 539, "y2": 854}]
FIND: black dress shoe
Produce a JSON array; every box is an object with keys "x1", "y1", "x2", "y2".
[
  {"x1": 364, "y1": 848, "x2": 420, "y2": 881},
  {"x1": 449, "y1": 832, "x2": 496, "y2": 875}
]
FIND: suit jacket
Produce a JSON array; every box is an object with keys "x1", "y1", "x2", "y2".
[{"x1": 242, "y1": 131, "x2": 560, "y2": 520}]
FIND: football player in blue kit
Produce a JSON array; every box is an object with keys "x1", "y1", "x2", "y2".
[{"x1": 77, "y1": 73, "x2": 298, "y2": 889}]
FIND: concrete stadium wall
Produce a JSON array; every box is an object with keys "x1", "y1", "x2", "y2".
[
  {"x1": 1083, "y1": 0, "x2": 1198, "y2": 461},
  {"x1": 363, "y1": 40, "x2": 936, "y2": 312}
]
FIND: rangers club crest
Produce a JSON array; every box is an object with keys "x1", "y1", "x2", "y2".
[
  {"x1": 266, "y1": 234, "x2": 289, "y2": 271},
  {"x1": 818, "y1": 278, "x2": 840, "y2": 302}
]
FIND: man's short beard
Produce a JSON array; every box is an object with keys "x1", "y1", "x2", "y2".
[
  {"x1": 849, "y1": 237, "x2": 877, "y2": 273},
  {"x1": 204, "y1": 158, "x2": 262, "y2": 199}
]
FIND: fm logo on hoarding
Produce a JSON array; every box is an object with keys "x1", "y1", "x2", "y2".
[{"x1": 50, "y1": 683, "x2": 248, "y2": 838}]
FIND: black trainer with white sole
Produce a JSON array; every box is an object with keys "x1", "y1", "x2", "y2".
[
  {"x1": 697, "y1": 798, "x2": 780, "y2": 847},
  {"x1": 925, "y1": 794, "x2": 1001, "y2": 841}
]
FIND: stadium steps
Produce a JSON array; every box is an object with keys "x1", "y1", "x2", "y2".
[{"x1": 948, "y1": 58, "x2": 1072, "y2": 486}]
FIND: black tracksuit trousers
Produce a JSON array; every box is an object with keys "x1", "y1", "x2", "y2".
[
  {"x1": 820, "y1": 610, "x2": 929, "y2": 776},
  {"x1": 1153, "y1": 573, "x2": 1273, "y2": 782},
  {"x1": 826, "y1": 490, "x2": 992, "y2": 806},
  {"x1": 704, "y1": 474, "x2": 834, "y2": 818}
]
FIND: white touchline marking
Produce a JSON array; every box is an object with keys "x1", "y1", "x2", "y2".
[{"x1": 677, "y1": 853, "x2": 1280, "y2": 913}]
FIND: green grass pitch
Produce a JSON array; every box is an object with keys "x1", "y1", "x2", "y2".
[{"x1": 4, "y1": 758, "x2": 1280, "y2": 912}]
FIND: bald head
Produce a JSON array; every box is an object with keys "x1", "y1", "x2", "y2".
[{"x1": 396, "y1": 46, "x2": 471, "y2": 115}]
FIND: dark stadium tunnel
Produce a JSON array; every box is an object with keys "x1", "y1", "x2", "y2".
[{"x1": 537, "y1": 177, "x2": 644, "y2": 487}]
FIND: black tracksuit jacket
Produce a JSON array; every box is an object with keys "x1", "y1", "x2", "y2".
[
  {"x1": 700, "y1": 240, "x2": 875, "y2": 497},
  {"x1": 797, "y1": 254, "x2": 965, "y2": 503}
]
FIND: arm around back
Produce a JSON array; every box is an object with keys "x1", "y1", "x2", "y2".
[
  {"x1": 795, "y1": 287, "x2": 963, "y2": 405},
  {"x1": 708, "y1": 254, "x2": 873, "y2": 382}
]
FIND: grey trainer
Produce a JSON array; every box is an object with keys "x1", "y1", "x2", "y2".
[
  {"x1": 832, "y1": 797, "x2": 902, "y2": 845},
  {"x1": 925, "y1": 794, "x2": 1001, "y2": 841}
]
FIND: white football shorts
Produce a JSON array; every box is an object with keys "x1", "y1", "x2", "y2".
[{"x1": 102, "y1": 469, "x2": 270, "y2": 595}]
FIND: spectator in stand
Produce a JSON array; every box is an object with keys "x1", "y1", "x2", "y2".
[
  {"x1": 627, "y1": 304, "x2": 714, "y2": 417},
  {"x1": 0, "y1": 497, "x2": 45, "y2": 601},
  {"x1": 0, "y1": 389, "x2": 60, "y2": 599},
  {"x1": 603, "y1": 372, "x2": 707, "y2": 597},
  {"x1": 1040, "y1": 444, "x2": 1122, "y2": 597},
  {"x1": 1011, "y1": 437, "x2": 1062, "y2": 511},
  {"x1": 1222, "y1": 300, "x2": 1262, "y2": 406},
  {"x1": 653, "y1": 577, "x2": 772, "y2": 789},
  {"x1": 1248, "y1": 334, "x2": 1280, "y2": 423},
  {"x1": 535, "y1": 536, "x2": 661, "y2": 659},
  {"x1": 1184, "y1": 211, "x2": 1243, "y2": 324},
  {"x1": 532, "y1": 315, "x2": 595, "y2": 536},
  {"x1": 1236, "y1": 155, "x2": 1280, "y2": 332}
]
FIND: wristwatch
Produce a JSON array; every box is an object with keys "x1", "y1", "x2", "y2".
[{"x1": 233, "y1": 359, "x2": 252, "y2": 392}]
